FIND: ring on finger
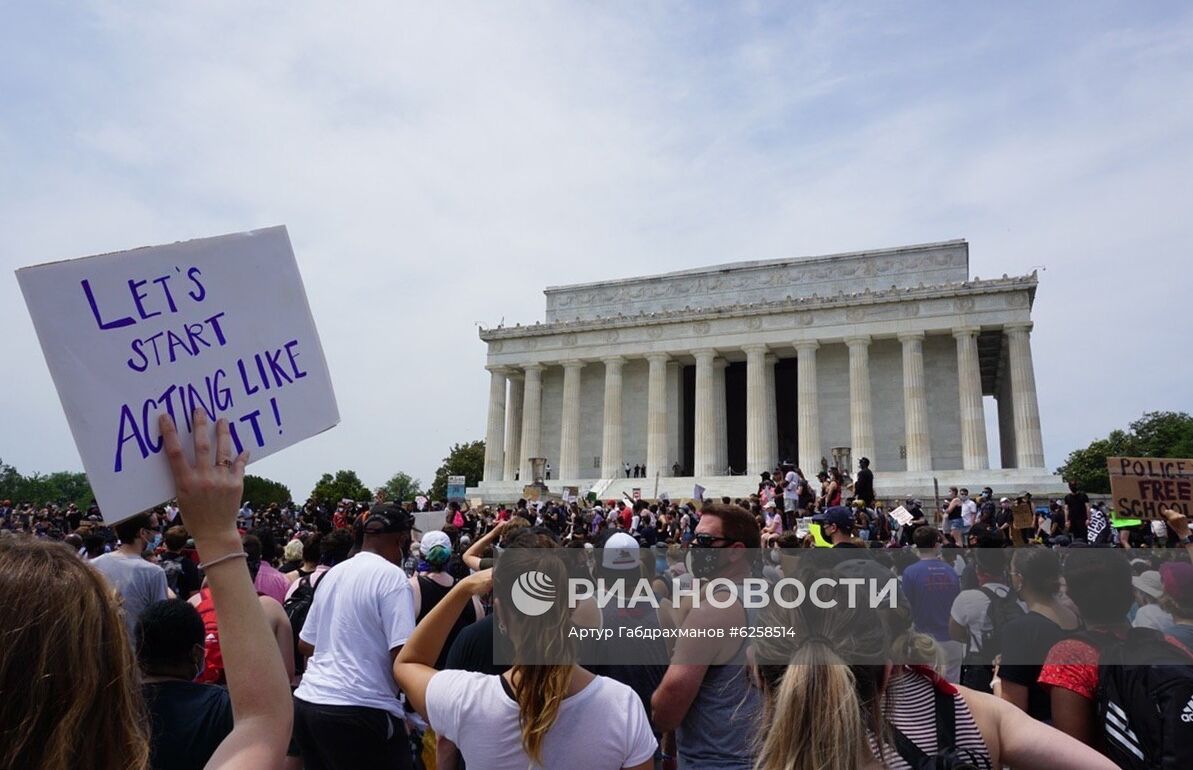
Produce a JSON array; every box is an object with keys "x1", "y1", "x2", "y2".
[{"x1": 216, "y1": 458, "x2": 234, "y2": 468}]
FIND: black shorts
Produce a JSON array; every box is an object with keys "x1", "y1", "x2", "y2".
[{"x1": 293, "y1": 697, "x2": 411, "y2": 770}]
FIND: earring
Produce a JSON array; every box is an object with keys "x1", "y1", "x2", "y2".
[{"x1": 498, "y1": 620, "x2": 508, "y2": 635}]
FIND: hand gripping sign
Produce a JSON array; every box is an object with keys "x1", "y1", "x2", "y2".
[{"x1": 17, "y1": 226, "x2": 339, "y2": 522}]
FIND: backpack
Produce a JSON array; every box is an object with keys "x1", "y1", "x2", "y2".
[
  {"x1": 283, "y1": 571, "x2": 321, "y2": 674},
  {"x1": 1090, "y1": 627, "x2": 1193, "y2": 770},
  {"x1": 959, "y1": 586, "x2": 1024, "y2": 693},
  {"x1": 195, "y1": 588, "x2": 225, "y2": 684},
  {"x1": 889, "y1": 687, "x2": 989, "y2": 769},
  {"x1": 160, "y1": 554, "x2": 184, "y2": 596}
]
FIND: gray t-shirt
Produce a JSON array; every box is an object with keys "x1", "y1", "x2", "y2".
[{"x1": 91, "y1": 552, "x2": 168, "y2": 640}]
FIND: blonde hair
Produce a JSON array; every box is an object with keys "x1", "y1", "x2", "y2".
[
  {"x1": 751, "y1": 578, "x2": 891, "y2": 770},
  {"x1": 283, "y1": 538, "x2": 305, "y2": 563},
  {"x1": 493, "y1": 543, "x2": 575, "y2": 765},
  {"x1": 0, "y1": 536, "x2": 149, "y2": 770}
]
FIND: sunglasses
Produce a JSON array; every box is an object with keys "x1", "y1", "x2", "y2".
[{"x1": 691, "y1": 533, "x2": 739, "y2": 549}]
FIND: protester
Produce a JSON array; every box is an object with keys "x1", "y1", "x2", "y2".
[
  {"x1": 0, "y1": 411, "x2": 292, "y2": 770},
  {"x1": 1130, "y1": 569, "x2": 1174, "y2": 630},
  {"x1": 749, "y1": 579, "x2": 1116, "y2": 770},
  {"x1": 292, "y1": 502, "x2": 418, "y2": 770},
  {"x1": 138, "y1": 599, "x2": 233, "y2": 770},
  {"x1": 409, "y1": 530, "x2": 482, "y2": 670},
  {"x1": 394, "y1": 545, "x2": 657, "y2": 769},
  {"x1": 901, "y1": 526, "x2": 963, "y2": 681},
  {"x1": 89, "y1": 511, "x2": 169, "y2": 640},
  {"x1": 160, "y1": 524, "x2": 203, "y2": 601},
  {"x1": 652, "y1": 503, "x2": 762, "y2": 769},
  {"x1": 812, "y1": 505, "x2": 859, "y2": 547}
]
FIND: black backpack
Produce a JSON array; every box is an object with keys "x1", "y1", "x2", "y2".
[
  {"x1": 959, "y1": 586, "x2": 1024, "y2": 693},
  {"x1": 889, "y1": 688, "x2": 990, "y2": 769},
  {"x1": 283, "y1": 571, "x2": 320, "y2": 674},
  {"x1": 1089, "y1": 627, "x2": 1193, "y2": 770}
]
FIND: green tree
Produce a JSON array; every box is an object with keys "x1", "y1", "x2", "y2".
[
  {"x1": 1057, "y1": 411, "x2": 1193, "y2": 493},
  {"x1": 241, "y1": 474, "x2": 293, "y2": 507},
  {"x1": 428, "y1": 441, "x2": 485, "y2": 501},
  {"x1": 380, "y1": 471, "x2": 422, "y2": 503},
  {"x1": 0, "y1": 459, "x2": 94, "y2": 508},
  {"x1": 309, "y1": 470, "x2": 372, "y2": 511}
]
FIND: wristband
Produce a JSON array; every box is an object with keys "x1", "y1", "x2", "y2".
[{"x1": 199, "y1": 550, "x2": 248, "y2": 571}]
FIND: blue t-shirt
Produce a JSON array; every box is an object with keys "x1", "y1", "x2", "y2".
[{"x1": 902, "y1": 558, "x2": 961, "y2": 642}]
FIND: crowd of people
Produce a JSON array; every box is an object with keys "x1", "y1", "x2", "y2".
[{"x1": 3, "y1": 417, "x2": 1193, "y2": 769}]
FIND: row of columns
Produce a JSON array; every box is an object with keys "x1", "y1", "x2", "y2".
[{"x1": 481, "y1": 323, "x2": 1046, "y2": 482}]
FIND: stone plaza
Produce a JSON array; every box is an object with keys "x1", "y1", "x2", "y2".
[{"x1": 471, "y1": 240, "x2": 1064, "y2": 503}]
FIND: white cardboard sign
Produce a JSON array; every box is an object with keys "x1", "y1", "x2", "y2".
[{"x1": 17, "y1": 226, "x2": 339, "y2": 522}]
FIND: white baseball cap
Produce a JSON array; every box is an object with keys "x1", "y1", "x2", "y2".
[{"x1": 601, "y1": 532, "x2": 641, "y2": 571}]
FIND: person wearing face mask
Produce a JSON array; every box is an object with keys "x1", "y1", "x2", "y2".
[
  {"x1": 812, "y1": 505, "x2": 859, "y2": 547},
  {"x1": 90, "y1": 511, "x2": 169, "y2": 642},
  {"x1": 652, "y1": 503, "x2": 763, "y2": 769},
  {"x1": 137, "y1": 599, "x2": 233, "y2": 770}
]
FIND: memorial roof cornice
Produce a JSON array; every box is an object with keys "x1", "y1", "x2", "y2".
[{"x1": 479, "y1": 272, "x2": 1037, "y2": 341}]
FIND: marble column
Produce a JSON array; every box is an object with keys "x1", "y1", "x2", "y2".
[
  {"x1": 482, "y1": 367, "x2": 507, "y2": 482},
  {"x1": 953, "y1": 327, "x2": 990, "y2": 470},
  {"x1": 1005, "y1": 322, "x2": 1046, "y2": 468},
  {"x1": 713, "y1": 359, "x2": 728, "y2": 474},
  {"x1": 503, "y1": 373, "x2": 524, "y2": 481},
  {"x1": 558, "y1": 360, "x2": 584, "y2": 480},
  {"x1": 845, "y1": 336, "x2": 875, "y2": 467},
  {"x1": 600, "y1": 356, "x2": 625, "y2": 478},
  {"x1": 764, "y1": 353, "x2": 778, "y2": 469},
  {"x1": 518, "y1": 364, "x2": 543, "y2": 482},
  {"x1": 796, "y1": 341, "x2": 821, "y2": 471},
  {"x1": 693, "y1": 349, "x2": 717, "y2": 477},
  {"x1": 744, "y1": 344, "x2": 770, "y2": 476},
  {"x1": 899, "y1": 332, "x2": 932, "y2": 472},
  {"x1": 646, "y1": 353, "x2": 670, "y2": 481},
  {"x1": 667, "y1": 360, "x2": 682, "y2": 475}
]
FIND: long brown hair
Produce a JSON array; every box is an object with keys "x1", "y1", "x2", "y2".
[
  {"x1": 0, "y1": 536, "x2": 149, "y2": 770},
  {"x1": 492, "y1": 540, "x2": 575, "y2": 765}
]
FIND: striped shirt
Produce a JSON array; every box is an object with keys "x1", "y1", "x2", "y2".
[{"x1": 869, "y1": 668, "x2": 990, "y2": 770}]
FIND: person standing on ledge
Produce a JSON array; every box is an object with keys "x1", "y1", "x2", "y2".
[{"x1": 852, "y1": 457, "x2": 875, "y2": 508}]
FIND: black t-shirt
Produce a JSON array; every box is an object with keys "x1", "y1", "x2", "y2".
[
  {"x1": 1064, "y1": 492, "x2": 1090, "y2": 526},
  {"x1": 998, "y1": 611, "x2": 1073, "y2": 722},
  {"x1": 854, "y1": 468, "x2": 875, "y2": 504},
  {"x1": 160, "y1": 551, "x2": 202, "y2": 599},
  {"x1": 143, "y1": 681, "x2": 233, "y2": 770},
  {"x1": 444, "y1": 613, "x2": 510, "y2": 677}
]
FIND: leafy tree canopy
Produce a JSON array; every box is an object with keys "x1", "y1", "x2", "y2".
[
  {"x1": 241, "y1": 474, "x2": 293, "y2": 508},
  {"x1": 428, "y1": 440, "x2": 485, "y2": 501},
  {"x1": 380, "y1": 471, "x2": 422, "y2": 503},
  {"x1": 309, "y1": 469, "x2": 372, "y2": 511},
  {"x1": 1057, "y1": 411, "x2": 1193, "y2": 493},
  {"x1": 0, "y1": 459, "x2": 94, "y2": 508}
]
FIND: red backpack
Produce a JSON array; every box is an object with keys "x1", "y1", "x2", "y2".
[{"x1": 195, "y1": 587, "x2": 226, "y2": 684}]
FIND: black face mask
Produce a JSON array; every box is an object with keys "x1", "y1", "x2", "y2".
[{"x1": 686, "y1": 547, "x2": 728, "y2": 579}]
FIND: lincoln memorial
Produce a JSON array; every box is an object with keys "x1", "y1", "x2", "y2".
[{"x1": 472, "y1": 240, "x2": 1063, "y2": 502}]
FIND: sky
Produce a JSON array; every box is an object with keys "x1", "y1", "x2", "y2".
[{"x1": 2, "y1": 1, "x2": 1191, "y2": 501}]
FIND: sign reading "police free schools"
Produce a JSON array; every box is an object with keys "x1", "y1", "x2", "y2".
[{"x1": 17, "y1": 226, "x2": 339, "y2": 522}]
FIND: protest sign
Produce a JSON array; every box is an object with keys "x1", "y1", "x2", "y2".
[
  {"x1": 889, "y1": 506, "x2": 914, "y2": 527},
  {"x1": 1108, "y1": 456, "x2": 1193, "y2": 519},
  {"x1": 693, "y1": 483, "x2": 705, "y2": 500},
  {"x1": 17, "y1": 226, "x2": 338, "y2": 522},
  {"x1": 447, "y1": 475, "x2": 467, "y2": 503},
  {"x1": 632, "y1": 487, "x2": 641, "y2": 501}
]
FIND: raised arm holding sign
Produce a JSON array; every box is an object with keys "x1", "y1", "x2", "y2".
[{"x1": 17, "y1": 226, "x2": 339, "y2": 522}]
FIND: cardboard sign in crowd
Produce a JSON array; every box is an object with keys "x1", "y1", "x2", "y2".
[
  {"x1": 17, "y1": 226, "x2": 339, "y2": 522},
  {"x1": 1108, "y1": 456, "x2": 1193, "y2": 519}
]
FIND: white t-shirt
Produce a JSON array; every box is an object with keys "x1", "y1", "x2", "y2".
[
  {"x1": 427, "y1": 670, "x2": 657, "y2": 770},
  {"x1": 294, "y1": 551, "x2": 416, "y2": 716},
  {"x1": 1133, "y1": 603, "x2": 1174, "y2": 632},
  {"x1": 784, "y1": 471, "x2": 799, "y2": 501},
  {"x1": 960, "y1": 499, "x2": 978, "y2": 527},
  {"x1": 949, "y1": 583, "x2": 1011, "y2": 653}
]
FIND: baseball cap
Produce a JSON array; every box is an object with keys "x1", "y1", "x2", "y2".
[
  {"x1": 812, "y1": 506, "x2": 854, "y2": 531},
  {"x1": 1160, "y1": 562, "x2": 1193, "y2": 608},
  {"x1": 420, "y1": 530, "x2": 453, "y2": 563},
  {"x1": 363, "y1": 503, "x2": 413, "y2": 535},
  {"x1": 1132, "y1": 570, "x2": 1164, "y2": 600},
  {"x1": 601, "y1": 532, "x2": 641, "y2": 571}
]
